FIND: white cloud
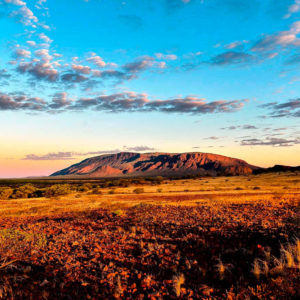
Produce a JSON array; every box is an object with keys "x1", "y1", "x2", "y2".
[
  {"x1": 224, "y1": 41, "x2": 243, "y2": 49},
  {"x1": 53, "y1": 53, "x2": 63, "y2": 58},
  {"x1": 37, "y1": 0, "x2": 47, "y2": 5},
  {"x1": 252, "y1": 21, "x2": 300, "y2": 52},
  {"x1": 157, "y1": 61, "x2": 167, "y2": 69},
  {"x1": 38, "y1": 33, "x2": 52, "y2": 43},
  {"x1": 86, "y1": 54, "x2": 106, "y2": 67},
  {"x1": 26, "y1": 40, "x2": 36, "y2": 47},
  {"x1": 14, "y1": 48, "x2": 31, "y2": 57},
  {"x1": 72, "y1": 63, "x2": 91, "y2": 74},
  {"x1": 4, "y1": 0, "x2": 26, "y2": 6},
  {"x1": 34, "y1": 49, "x2": 52, "y2": 62},
  {"x1": 284, "y1": 0, "x2": 300, "y2": 19},
  {"x1": 10, "y1": 5, "x2": 38, "y2": 26},
  {"x1": 155, "y1": 53, "x2": 177, "y2": 60},
  {"x1": 17, "y1": 59, "x2": 59, "y2": 82}
]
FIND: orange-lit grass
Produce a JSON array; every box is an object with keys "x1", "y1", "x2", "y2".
[
  {"x1": 0, "y1": 172, "x2": 299, "y2": 217},
  {"x1": 0, "y1": 172, "x2": 298, "y2": 299}
]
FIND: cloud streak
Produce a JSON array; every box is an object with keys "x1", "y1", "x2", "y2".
[
  {"x1": 23, "y1": 146, "x2": 157, "y2": 160},
  {"x1": 209, "y1": 51, "x2": 256, "y2": 65},
  {"x1": 12, "y1": 49, "x2": 168, "y2": 87},
  {"x1": 284, "y1": 0, "x2": 300, "y2": 19},
  {"x1": 251, "y1": 21, "x2": 300, "y2": 52},
  {"x1": 205, "y1": 21, "x2": 300, "y2": 67},
  {"x1": 70, "y1": 93, "x2": 247, "y2": 114},
  {"x1": 0, "y1": 92, "x2": 45, "y2": 111},
  {"x1": 0, "y1": 91, "x2": 248, "y2": 115},
  {"x1": 221, "y1": 124, "x2": 258, "y2": 130},
  {"x1": 240, "y1": 137, "x2": 300, "y2": 147},
  {"x1": 261, "y1": 98, "x2": 300, "y2": 118}
]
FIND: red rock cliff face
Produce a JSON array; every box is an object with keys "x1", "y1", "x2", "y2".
[{"x1": 51, "y1": 152, "x2": 260, "y2": 177}]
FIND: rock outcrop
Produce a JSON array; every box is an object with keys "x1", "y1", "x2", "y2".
[{"x1": 51, "y1": 152, "x2": 260, "y2": 177}]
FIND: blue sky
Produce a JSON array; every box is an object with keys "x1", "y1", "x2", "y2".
[{"x1": 0, "y1": 0, "x2": 299, "y2": 177}]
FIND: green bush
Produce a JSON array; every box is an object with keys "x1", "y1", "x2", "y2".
[
  {"x1": 0, "y1": 187, "x2": 14, "y2": 200},
  {"x1": 44, "y1": 184, "x2": 72, "y2": 197}
]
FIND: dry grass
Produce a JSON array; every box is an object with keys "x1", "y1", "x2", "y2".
[
  {"x1": 0, "y1": 172, "x2": 298, "y2": 299},
  {"x1": 172, "y1": 273, "x2": 185, "y2": 297},
  {"x1": 0, "y1": 172, "x2": 299, "y2": 217}
]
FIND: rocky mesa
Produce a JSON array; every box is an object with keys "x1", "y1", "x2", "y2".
[{"x1": 51, "y1": 152, "x2": 260, "y2": 177}]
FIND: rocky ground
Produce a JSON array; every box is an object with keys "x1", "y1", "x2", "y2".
[{"x1": 0, "y1": 198, "x2": 299, "y2": 299}]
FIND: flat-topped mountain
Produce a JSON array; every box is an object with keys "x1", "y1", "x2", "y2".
[{"x1": 51, "y1": 152, "x2": 260, "y2": 177}]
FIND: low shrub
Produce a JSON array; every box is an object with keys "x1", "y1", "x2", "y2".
[
  {"x1": 0, "y1": 228, "x2": 47, "y2": 258},
  {"x1": 112, "y1": 209, "x2": 123, "y2": 216},
  {"x1": 44, "y1": 184, "x2": 72, "y2": 197},
  {"x1": 91, "y1": 188, "x2": 102, "y2": 195},
  {"x1": 32, "y1": 189, "x2": 45, "y2": 198},
  {"x1": 12, "y1": 184, "x2": 37, "y2": 199},
  {"x1": 77, "y1": 183, "x2": 93, "y2": 192},
  {"x1": 0, "y1": 187, "x2": 13, "y2": 200},
  {"x1": 133, "y1": 188, "x2": 144, "y2": 194}
]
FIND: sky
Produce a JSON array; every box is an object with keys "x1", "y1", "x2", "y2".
[{"x1": 0, "y1": 0, "x2": 299, "y2": 177}]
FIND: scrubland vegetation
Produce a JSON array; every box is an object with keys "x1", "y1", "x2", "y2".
[{"x1": 0, "y1": 172, "x2": 299, "y2": 299}]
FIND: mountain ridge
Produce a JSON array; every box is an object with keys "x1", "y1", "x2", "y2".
[{"x1": 51, "y1": 151, "x2": 261, "y2": 177}]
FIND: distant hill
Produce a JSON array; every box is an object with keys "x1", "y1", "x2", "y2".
[
  {"x1": 51, "y1": 152, "x2": 261, "y2": 178},
  {"x1": 254, "y1": 164, "x2": 300, "y2": 174}
]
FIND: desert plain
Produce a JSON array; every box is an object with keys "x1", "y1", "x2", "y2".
[{"x1": 0, "y1": 172, "x2": 298, "y2": 299}]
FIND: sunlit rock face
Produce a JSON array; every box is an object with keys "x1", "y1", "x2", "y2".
[{"x1": 51, "y1": 152, "x2": 260, "y2": 177}]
